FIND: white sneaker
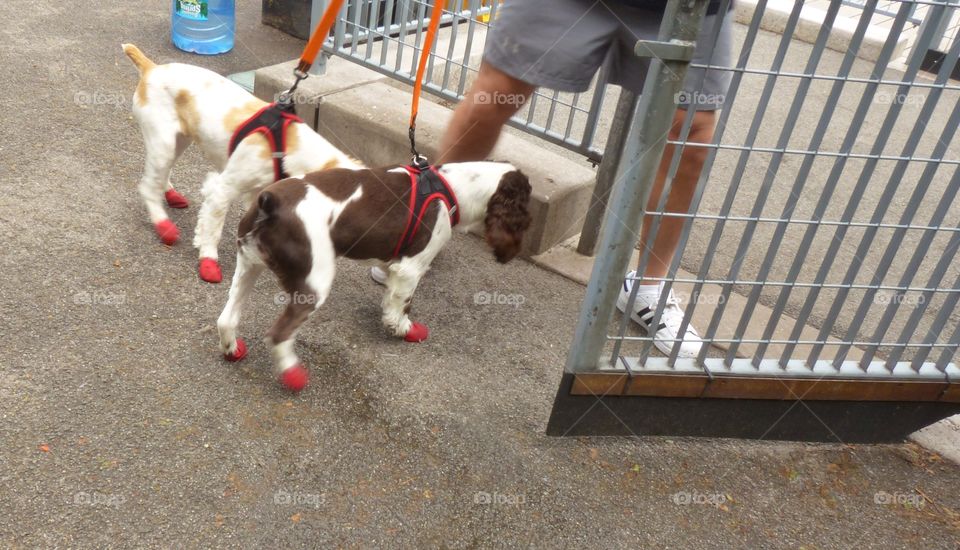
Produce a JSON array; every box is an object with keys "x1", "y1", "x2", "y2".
[
  {"x1": 370, "y1": 266, "x2": 388, "y2": 286},
  {"x1": 616, "y1": 271, "x2": 703, "y2": 358}
]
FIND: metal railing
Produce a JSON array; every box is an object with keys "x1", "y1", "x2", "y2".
[
  {"x1": 320, "y1": 0, "x2": 613, "y2": 161},
  {"x1": 565, "y1": 0, "x2": 960, "y2": 388}
]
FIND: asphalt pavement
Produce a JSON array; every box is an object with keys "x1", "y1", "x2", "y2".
[{"x1": 1, "y1": 1, "x2": 958, "y2": 547}]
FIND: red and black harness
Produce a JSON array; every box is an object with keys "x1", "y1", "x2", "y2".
[
  {"x1": 228, "y1": 102, "x2": 303, "y2": 181},
  {"x1": 392, "y1": 162, "x2": 460, "y2": 258}
]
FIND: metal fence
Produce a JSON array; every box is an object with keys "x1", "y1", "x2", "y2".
[
  {"x1": 564, "y1": 0, "x2": 960, "y2": 399},
  {"x1": 320, "y1": 0, "x2": 613, "y2": 161}
]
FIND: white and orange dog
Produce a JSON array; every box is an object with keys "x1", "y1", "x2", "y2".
[{"x1": 122, "y1": 43, "x2": 355, "y2": 283}]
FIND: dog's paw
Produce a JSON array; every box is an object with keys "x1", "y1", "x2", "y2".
[
  {"x1": 224, "y1": 338, "x2": 247, "y2": 362},
  {"x1": 164, "y1": 189, "x2": 189, "y2": 209},
  {"x1": 199, "y1": 258, "x2": 223, "y2": 283},
  {"x1": 279, "y1": 364, "x2": 309, "y2": 392},
  {"x1": 404, "y1": 322, "x2": 429, "y2": 343},
  {"x1": 154, "y1": 220, "x2": 180, "y2": 246}
]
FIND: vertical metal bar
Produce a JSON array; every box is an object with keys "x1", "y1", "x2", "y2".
[
  {"x1": 379, "y1": 0, "x2": 396, "y2": 65},
  {"x1": 395, "y1": 0, "x2": 412, "y2": 71},
  {"x1": 333, "y1": 0, "x2": 347, "y2": 50},
  {"x1": 349, "y1": 0, "x2": 364, "y2": 55},
  {"x1": 753, "y1": 1, "x2": 880, "y2": 366},
  {"x1": 410, "y1": 0, "x2": 428, "y2": 75},
  {"x1": 544, "y1": 89, "x2": 562, "y2": 134},
  {"x1": 666, "y1": 0, "x2": 806, "y2": 368},
  {"x1": 563, "y1": 93, "x2": 582, "y2": 141},
  {"x1": 440, "y1": 6, "x2": 460, "y2": 92},
  {"x1": 576, "y1": 90, "x2": 638, "y2": 256},
  {"x1": 565, "y1": 0, "x2": 709, "y2": 373},
  {"x1": 719, "y1": 0, "x2": 843, "y2": 365},
  {"x1": 365, "y1": 0, "x2": 382, "y2": 60},
  {"x1": 918, "y1": 0, "x2": 957, "y2": 53},
  {"x1": 805, "y1": 2, "x2": 937, "y2": 367},
  {"x1": 580, "y1": 70, "x2": 610, "y2": 154},
  {"x1": 457, "y1": 0, "x2": 481, "y2": 96}
]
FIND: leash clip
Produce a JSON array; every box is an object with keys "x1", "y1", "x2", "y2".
[{"x1": 278, "y1": 70, "x2": 310, "y2": 105}]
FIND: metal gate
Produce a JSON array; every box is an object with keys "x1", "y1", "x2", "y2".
[{"x1": 548, "y1": 0, "x2": 960, "y2": 441}]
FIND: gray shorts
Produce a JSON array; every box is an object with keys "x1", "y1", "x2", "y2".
[{"x1": 483, "y1": 0, "x2": 734, "y2": 110}]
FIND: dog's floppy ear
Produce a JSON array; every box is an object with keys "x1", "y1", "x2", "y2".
[{"x1": 484, "y1": 170, "x2": 532, "y2": 263}]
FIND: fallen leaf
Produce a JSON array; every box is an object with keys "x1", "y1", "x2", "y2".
[
  {"x1": 291, "y1": 513, "x2": 301, "y2": 523},
  {"x1": 630, "y1": 464, "x2": 641, "y2": 473},
  {"x1": 423, "y1": 489, "x2": 433, "y2": 499},
  {"x1": 39, "y1": 444, "x2": 50, "y2": 452}
]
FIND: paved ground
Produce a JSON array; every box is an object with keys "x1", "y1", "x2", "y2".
[{"x1": 2, "y1": 0, "x2": 960, "y2": 547}]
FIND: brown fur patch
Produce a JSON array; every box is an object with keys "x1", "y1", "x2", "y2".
[
  {"x1": 296, "y1": 167, "x2": 440, "y2": 261},
  {"x1": 249, "y1": 133, "x2": 273, "y2": 161},
  {"x1": 238, "y1": 181, "x2": 310, "y2": 294},
  {"x1": 223, "y1": 100, "x2": 269, "y2": 134},
  {"x1": 135, "y1": 67, "x2": 152, "y2": 107},
  {"x1": 285, "y1": 123, "x2": 300, "y2": 155},
  {"x1": 174, "y1": 90, "x2": 201, "y2": 138}
]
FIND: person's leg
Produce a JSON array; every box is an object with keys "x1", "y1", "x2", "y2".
[
  {"x1": 437, "y1": 61, "x2": 535, "y2": 164},
  {"x1": 638, "y1": 108, "x2": 716, "y2": 283}
]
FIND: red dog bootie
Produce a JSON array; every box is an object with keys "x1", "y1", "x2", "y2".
[
  {"x1": 164, "y1": 189, "x2": 189, "y2": 209},
  {"x1": 279, "y1": 364, "x2": 309, "y2": 392},
  {"x1": 224, "y1": 338, "x2": 247, "y2": 362},
  {"x1": 199, "y1": 258, "x2": 222, "y2": 283},
  {"x1": 404, "y1": 322, "x2": 429, "y2": 343},
  {"x1": 154, "y1": 219, "x2": 180, "y2": 246}
]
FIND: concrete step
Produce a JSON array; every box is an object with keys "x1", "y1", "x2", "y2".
[{"x1": 734, "y1": 0, "x2": 911, "y2": 62}]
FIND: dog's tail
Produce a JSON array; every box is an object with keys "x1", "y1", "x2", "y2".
[{"x1": 121, "y1": 43, "x2": 156, "y2": 73}]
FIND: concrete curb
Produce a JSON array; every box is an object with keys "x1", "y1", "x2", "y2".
[
  {"x1": 734, "y1": 0, "x2": 910, "y2": 62},
  {"x1": 255, "y1": 58, "x2": 597, "y2": 256}
]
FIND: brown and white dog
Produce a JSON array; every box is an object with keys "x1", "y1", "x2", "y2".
[
  {"x1": 122, "y1": 44, "x2": 356, "y2": 283},
  {"x1": 216, "y1": 162, "x2": 531, "y2": 391}
]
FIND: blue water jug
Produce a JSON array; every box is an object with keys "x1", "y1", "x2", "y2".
[{"x1": 172, "y1": 0, "x2": 235, "y2": 55}]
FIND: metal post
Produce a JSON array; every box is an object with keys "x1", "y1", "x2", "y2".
[
  {"x1": 563, "y1": 0, "x2": 709, "y2": 373},
  {"x1": 918, "y1": 0, "x2": 957, "y2": 54},
  {"x1": 576, "y1": 90, "x2": 638, "y2": 256}
]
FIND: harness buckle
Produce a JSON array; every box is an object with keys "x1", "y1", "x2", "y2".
[{"x1": 411, "y1": 153, "x2": 429, "y2": 168}]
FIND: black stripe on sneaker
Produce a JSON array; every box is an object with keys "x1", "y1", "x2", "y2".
[{"x1": 635, "y1": 307, "x2": 667, "y2": 332}]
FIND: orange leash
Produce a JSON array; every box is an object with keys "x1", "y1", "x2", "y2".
[
  {"x1": 296, "y1": 0, "x2": 346, "y2": 75},
  {"x1": 409, "y1": 1, "x2": 446, "y2": 162},
  {"x1": 279, "y1": 0, "x2": 346, "y2": 101}
]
